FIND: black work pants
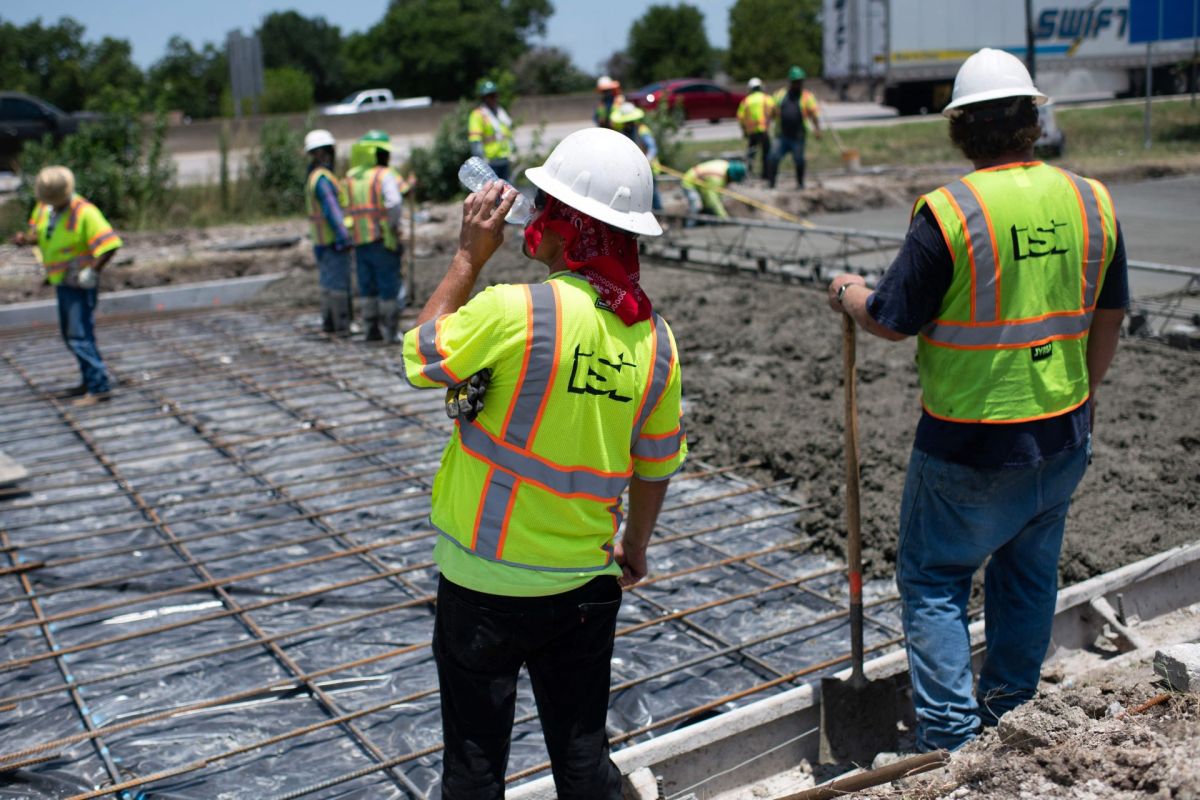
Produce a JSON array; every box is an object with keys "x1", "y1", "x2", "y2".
[
  {"x1": 746, "y1": 131, "x2": 771, "y2": 178},
  {"x1": 434, "y1": 574, "x2": 624, "y2": 800}
]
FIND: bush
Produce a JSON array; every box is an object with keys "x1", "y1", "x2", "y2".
[
  {"x1": 644, "y1": 102, "x2": 689, "y2": 170},
  {"x1": 513, "y1": 48, "x2": 594, "y2": 96},
  {"x1": 18, "y1": 87, "x2": 175, "y2": 228},
  {"x1": 244, "y1": 120, "x2": 308, "y2": 215},
  {"x1": 407, "y1": 100, "x2": 473, "y2": 202},
  {"x1": 262, "y1": 67, "x2": 315, "y2": 114}
]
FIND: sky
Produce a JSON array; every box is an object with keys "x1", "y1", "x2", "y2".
[{"x1": 5, "y1": 0, "x2": 735, "y2": 76}]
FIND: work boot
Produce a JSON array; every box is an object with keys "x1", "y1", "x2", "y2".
[
  {"x1": 329, "y1": 290, "x2": 353, "y2": 336},
  {"x1": 71, "y1": 391, "x2": 112, "y2": 408},
  {"x1": 55, "y1": 383, "x2": 88, "y2": 399},
  {"x1": 362, "y1": 296, "x2": 382, "y2": 342},
  {"x1": 319, "y1": 290, "x2": 336, "y2": 333},
  {"x1": 379, "y1": 299, "x2": 399, "y2": 345}
]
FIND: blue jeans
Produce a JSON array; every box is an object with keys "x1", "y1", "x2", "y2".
[
  {"x1": 315, "y1": 245, "x2": 352, "y2": 292},
  {"x1": 896, "y1": 442, "x2": 1090, "y2": 751},
  {"x1": 354, "y1": 241, "x2": 401, "y2": 300},
  {"x1": 768, "y1": 135, "x2": 807, "y2": 188},
  {"x1": 56, "y1": 285, "x2": 109, "y2": 393}
]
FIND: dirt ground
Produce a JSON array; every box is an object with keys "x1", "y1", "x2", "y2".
[{"x1": 2, "y1": 168, "x2": 1197, "y2": 797}]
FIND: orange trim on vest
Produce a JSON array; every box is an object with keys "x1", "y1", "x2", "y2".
[
  {"x1": 938, "y1": 186, "x2": 977, "y2": 321},
  {"x1": 501, "y1": 286, "x2": 536, "y2": 439},
  {"x1": 434, "y1": 316, "x2": 463, "y2": 385},
  {"x1": 525, "y1": 281, "x2": 563, "y2": 449},
  {"x1": 921, "y1": 392, "x2": 1089, "y2": 424}
]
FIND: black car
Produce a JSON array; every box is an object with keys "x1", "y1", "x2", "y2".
[{"x1": 0, "y1": 92, "x2": 100, "y2": 164}]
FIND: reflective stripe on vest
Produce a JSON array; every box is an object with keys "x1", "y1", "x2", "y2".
[
  {"x1": 345, "y1": 167, "x2": 390, "y2": 246},
  {"x1": 440, "y1": 283, "x2": 672, "y2": 571},
  {"x1": 305, "y1": 168, "x2": 339, "y2": 246},
  {"x1": 921, "y1": 167, "x2": 1110, "y2": 349},
  {"x1": 414, "y1": 317, "x2": 461, "y2": 387}
]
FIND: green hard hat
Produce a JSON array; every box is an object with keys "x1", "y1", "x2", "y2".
[
  {"x1": 358, "y1": 129, "x2": 392, "y2": 151},
  {"x1": 788, "y1": 65, "x2": 807, "y2": 81},
  {"x1": 477, "y1": 79, "x2": 498, "y2": 97},
  {"x1": 727, "y1": 160, "x2": 747, "y2": 182}
]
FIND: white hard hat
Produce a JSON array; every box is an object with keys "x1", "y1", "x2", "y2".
[
  {"x1": 943, "y1": 48, "x2": 1046, "y2": 117},
  {"x1": 525, "y1": 128, "x2": 662, "y2": 237},
  {"x1": 304, "y1": 129, "x2": 336, "y2": 152},
  {"x1": 747, "y1": 77, "x2": 763, "y2": 90}
]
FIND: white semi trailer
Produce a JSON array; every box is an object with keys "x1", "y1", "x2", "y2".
[{"x1": 823, "y1": 0, "x2": 1196, "y2": 113}]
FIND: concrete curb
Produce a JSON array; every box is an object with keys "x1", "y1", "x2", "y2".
[{"x1": 0, "y1": 273, "x2": 287, "y2": 329}]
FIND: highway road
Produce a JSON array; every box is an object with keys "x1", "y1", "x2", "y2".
[{"x1": 171, "y1": 102, "x2": 897, "y2": 186}]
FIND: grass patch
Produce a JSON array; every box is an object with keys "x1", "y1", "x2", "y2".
[{"x1": 672, "y1": 99, "x2": 1200, "y2": 172}]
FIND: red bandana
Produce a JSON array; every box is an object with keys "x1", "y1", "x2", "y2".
[{"x1": 523, "y1": 195, "x2": 652, "y2": 325}]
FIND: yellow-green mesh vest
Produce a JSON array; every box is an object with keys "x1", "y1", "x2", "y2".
[
  {"x1": 915, "y1": 162, "x2": 1117, "y2": 423},
  {"x1": 467, "y1": 106, "x2": 513, "y2": 161},
  {"x1": 305, "y1": 167, "x2": 344, "y2": 247},
  {"x1": 682, "y1": 159, "x2": 728, "y2": 189},
  {"x1": 406, "y1": 276, "x2": 683, "y2": 577},
  {"x1": 738, "y1": 91, "x2": 774, "y2": 134},
  {"x1": 344, "y1": 165, "x2": 397, "y2": 250},
  {"x1": 30, "y1": 196, "x2": 121, "y2": 285}
]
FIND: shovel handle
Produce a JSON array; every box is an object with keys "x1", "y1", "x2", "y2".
[{"x1": 842, "y1": 314, "x2": 865, "y2": 680}]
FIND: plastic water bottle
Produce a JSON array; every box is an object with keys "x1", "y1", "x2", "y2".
[{"x1": 457, "y1": 157, "x2": 533, "y2": 226}]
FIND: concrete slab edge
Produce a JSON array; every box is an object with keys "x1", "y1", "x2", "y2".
[
  {"x1": 509, "y1": 540, "x2": 1200, "y2": 799},
  {"x1": 0, "y1": 273, "x2": 287, "y2": 329}
]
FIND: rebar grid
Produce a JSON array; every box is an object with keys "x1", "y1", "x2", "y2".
[{"x1": 0, "y1": 307, "x2": 900, "y2": 799}]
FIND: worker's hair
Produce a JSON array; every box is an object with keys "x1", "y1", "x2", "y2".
[
  {"x1": 948, "y1": 97, "x2": 1041, "y2": 161},
  {"x1": 375, "y1": 148, "x2": 389, "y2": 167},
  {"x1": 36, "y1": 165, "x2": 75, "y2": 207}
]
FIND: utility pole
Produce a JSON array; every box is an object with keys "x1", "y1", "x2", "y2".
[{"x1": 1025, "y1": 0, "x2": 1037, "y2": 80}]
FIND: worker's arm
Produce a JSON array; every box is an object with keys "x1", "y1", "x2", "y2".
[
  {"x1": 415, "y1": 182, "x2": 516, "y2": 325},
  {"x1": 316, "y1": 175, "x2": 352, "y2": 250},
  {"x1": 1087, "y1": 309, "x2": 1124, "y2": 393},
  {"x1": 615, "y1": 476, "x2": 670, "y2": 588},
  {"x1": 93, "y1": 249, "x2": 118, "y2": 272},
  {"x1": 828, "y1": 275, "x2": 908, "y2": 341}
]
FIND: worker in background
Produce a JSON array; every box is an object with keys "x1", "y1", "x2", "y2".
[
  {"x1": 10, "y1": 166, "x2": 121, "y2": 406},
  {"x1": 827, "y1": 48, "x2": 1127, "y2": 752},
  {"x1": 402, "y1": 128, "x2": 685, "y2": 800},
  {"x1": 468, "y1": 80, "x2": 514, "y2": 182},
  {"x1": 768, "y1": 66, "x2": 821, "y2": 189},
  {"x1": 681, "y1": 158, "x2": 746, "y2": 222},
  {"x1": 594, "y1": 76, "x2": 624, "y2": 129},
  {"x1": 345, "y1": 130, "x2": 405, "y2": 343},
  {"x1": 304, "y1": 129, "x2": 354, "y2": 335},
  {"x1": 736, "y1": 77, "x2": 776, "y2": 178},
  {"x1": 610, "y1": 101, "x2": 663, "y2": 210}
]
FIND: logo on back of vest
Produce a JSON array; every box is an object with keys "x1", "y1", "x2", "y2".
[
  {"x1": 1031, "y1": 342, "x2": 1053, "y2": 361},
  {"x1": 1011, "y1": 220, "x2": 1069, "y2": 261},
  {"x1": 567, "y1": 344, "x2": 636, "y2": 402}
]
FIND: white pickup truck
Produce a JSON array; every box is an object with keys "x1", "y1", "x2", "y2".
[{"x1": 320, "y1": 88, "x2": 432, "y2": 116}]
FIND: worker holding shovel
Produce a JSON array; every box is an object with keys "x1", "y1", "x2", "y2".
[{"x1": 826, "y1": 48, "x2": 1128, "y2": 753}]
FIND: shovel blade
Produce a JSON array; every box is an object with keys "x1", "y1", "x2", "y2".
[{"x1": 819, "y1": 674, "x2": 900, "y2": 764}]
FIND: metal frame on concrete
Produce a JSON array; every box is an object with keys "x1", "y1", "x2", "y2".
[{"x1": 0, "y1": 306, "x2": 902, "y2": 799}]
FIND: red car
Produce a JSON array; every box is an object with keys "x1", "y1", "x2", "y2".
[{"x1": 628, "y1": 79, "x2": 746, "y2": 123}]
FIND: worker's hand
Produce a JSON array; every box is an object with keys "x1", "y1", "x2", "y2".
[
  {"x1": 827, "y1": 273, "x2": 866, "y2": 313},
  {"x1": 10, "y1": 231, "x2": 29, "y2": 246},
  {"x1": 614, "y1": 538, "x2": 648, "y2": 588},
  {"x1": 458, "y1": 181, "x2": 517, "y2": 270}
]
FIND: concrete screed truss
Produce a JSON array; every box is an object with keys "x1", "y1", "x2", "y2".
[{"x1": 0, "y1": 306, "x2": 903, "y2": 799}]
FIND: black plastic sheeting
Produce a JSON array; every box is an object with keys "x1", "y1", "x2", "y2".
[{"x1": 0, "y1": 308, "x2": 901, "y2": 799}]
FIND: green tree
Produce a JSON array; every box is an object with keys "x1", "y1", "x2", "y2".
[
  {"x1": 258, "y1": 11, "x2": 346, "y2": 102},
  {"x1": 244, "y1": 120, "x2": 307, "y2": 215},
  {"x1": 626, "y1": 4, "x2": 713, "y2": 87},
  {"x1": 727, "y1": 0, "x2": 821, "y2": 81},
  {"x1": 512, "y1": 47, "x2": 593, "y2": 96},
  {"x1": 262, "y1": 67, "x2": 315, "y2": 113},
  {"x1": 83, "y1": 37, "x2": 144, "y2": 108},
  {"x1": 342, "y1": 0, "x2": 553, "y2": 101},
  {"x1": 147, "y1": 36, "x2": 226, "y2": 119},
  {"x1": 0, "y1": 17, "x2": 90, "y2": 111},
  {"x1": 19, "y1": 88, "x2": 175, "y2": 227}
]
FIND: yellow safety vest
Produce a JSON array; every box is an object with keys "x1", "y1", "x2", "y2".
[
  {"x1": 773, "y1": 88, "x2": 819, "y2": 134},
  {"x1": 914, "y1": 162, "x2": 1117, "y2": 423},
  {"x1": 737, "y1": 91, "x2": 776, "y2": 134},
  {"x1": 305, "y1": 167, "x2": 346, "y2": 247},
  {"x1": 28, "y1": 195, "x2": 122, "y2": 286},
  {"x1": 467, "y1": 105, "x2": 513, "y2": 161},
  {"x1": 344, "y1": 165, "x2": 397, "y2": 250},
  {"x1": 682, "y1": 159, "x2": 729, "y2": 190},
  {"x1": 402, "y1": 273, "x2": 686, "y2": 592}
]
